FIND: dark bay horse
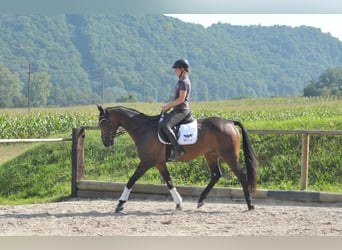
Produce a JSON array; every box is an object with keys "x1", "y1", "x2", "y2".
[{"x1": 97, "y1": 105, "x2": 257, "y2": 212}]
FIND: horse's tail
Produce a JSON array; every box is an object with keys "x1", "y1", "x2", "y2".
[{"x1": 233, "y1": 121, "x2": 258, "y2": 194}]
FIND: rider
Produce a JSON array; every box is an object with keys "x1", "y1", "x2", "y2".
[{"x1": 160, "y1": 59, "x2": 192, "y2": 161}]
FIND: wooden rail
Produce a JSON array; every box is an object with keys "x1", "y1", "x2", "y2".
[
  {"x1": 71, "y1": 127, "x2": 342, "y2": 197},
  {"x1": 2, "y1": 127, "x2": 340, "y2": 201},
  {"x1": 76, "y1": 180, "x2": 342, "y2": 203},
  {"x1": 0, "y1": 138, "x2": 72, "y2": 143},
  {"x1": 248, "y1": 129, "x2": 342, "y2": 190}
]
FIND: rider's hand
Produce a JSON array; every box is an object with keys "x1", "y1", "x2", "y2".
[{"x1": 162, "y1": 105, "x2": 171, "y2": 113}]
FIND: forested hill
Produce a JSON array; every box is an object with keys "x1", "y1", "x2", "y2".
[{"x1": 1, "y1": 14, "x2": 342, "y2": 107}]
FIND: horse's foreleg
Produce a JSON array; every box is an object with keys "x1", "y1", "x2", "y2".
[
  {"x1": 115, "y1": 162, "x2": 150, "y2": 213},
  {"x1": 157, "y1": 163, "x2": 183, "y2": 210},
  {"x1": 198, "y1": 154, "x2": 222, "y2": 208},
  {"x1": 169, "y1": 187, "x2": 183, "y2": 210},
  {"x1": 115, "y1": 187, "x2": 131, "y2": 213}
]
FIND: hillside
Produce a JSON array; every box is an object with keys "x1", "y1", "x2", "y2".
[{"x1": 1, "y1": 14, "x2": 342, "y2": 107}]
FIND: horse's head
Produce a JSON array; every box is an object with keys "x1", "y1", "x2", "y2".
[{"x1": 97, "y1": 104, "x2": 116, "y2": 147}]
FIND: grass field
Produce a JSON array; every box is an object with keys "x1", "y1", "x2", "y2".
[{"x1": 0, "y1": 96, "x2": 341, "y2": 204}]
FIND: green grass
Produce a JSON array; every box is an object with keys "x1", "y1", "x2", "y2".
[
  {"x1": 0, "y1": 141, "x2": 71, "y2": 205},
  {"x1": 0, "y1": 96, "x2": 341, "y2": 204}
]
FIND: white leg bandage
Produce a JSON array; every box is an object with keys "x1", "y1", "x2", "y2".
[
  {"x1": 118, "y1": 187, "x2": 132, "y2": 201},
  {"x1": 169, "y1": 187, "x2": 183, "y2": 205}
]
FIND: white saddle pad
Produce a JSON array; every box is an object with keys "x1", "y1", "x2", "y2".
[{"x1": 177, "y1": 119, "x2": 198, "y2": 145}]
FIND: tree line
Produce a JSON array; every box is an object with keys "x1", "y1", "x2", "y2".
[
  {"x1": 1, "y1": 14, "x2": 342, "y2": 108},
  {"x1": 304, "y1": 67, "x2": 342, "y2": 96}
]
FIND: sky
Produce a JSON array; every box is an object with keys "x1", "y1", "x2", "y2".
[{"x1": 165, "y1": 14, "x2": 342, "y2": 42}]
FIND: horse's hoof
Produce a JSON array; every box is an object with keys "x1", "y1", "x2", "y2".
[
  {"x1": 176, "y1": 204, "x2": 182, "y2": 211},
  {"x1": 197, "y1": 202, "x2": 204, "y2": 209},
  {"x1": 115, "y1": 206, "x2": 124, "y2": 213},
  {"x1": 248, "y1": 205, "x2": 255, "y2": 211}
]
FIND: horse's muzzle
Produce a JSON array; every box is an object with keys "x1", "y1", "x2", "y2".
[{"x1": 102, "y1": 138, "x2": 114, "y2": 147}]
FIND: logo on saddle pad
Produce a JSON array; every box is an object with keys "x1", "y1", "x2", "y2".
[{"x1": 158, "y1": 119, "x2": 198, "y2": 145}]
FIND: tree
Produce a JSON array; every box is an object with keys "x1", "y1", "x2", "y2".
[
  {"x1": 304, "y1": 67, "x2": 342, "y2": 96},
  {"x1": 30, "y1": 72, "x2": 52, "y2": 107},
  {"x1": 319, "y1": 68, "x2": 342, "y2": 85},
  {"x1": 0, "y1": 65, "x2": 25, "y2": 108},
  {"x1": 2, "y1": 14, "x2": 342, "y2": 106}
]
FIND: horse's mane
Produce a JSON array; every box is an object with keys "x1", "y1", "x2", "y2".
[{"x1": 107, "y1": 106, "x2": 159, "y2": 121}]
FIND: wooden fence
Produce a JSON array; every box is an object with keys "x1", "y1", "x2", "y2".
[
  {"x1": 0, "y1": 138, "x2": 71, "y2": 143},
  {"x1": 247, "y1": 129, "x2": 342, "y2": 190},
  {"x1": 71, "y1": 126, "x2": 342, "y2": 198},
  {"x1": 1, "y1": 127, "x2": 341, "y2": 201}
]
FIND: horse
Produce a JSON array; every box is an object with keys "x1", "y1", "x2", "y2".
[{"x1": 97, "y1": 105, "x2": 257, "y2": 213}]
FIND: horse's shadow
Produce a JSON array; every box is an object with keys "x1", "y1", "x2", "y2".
[
  {"x1": 0, "y1": 209, "x2": 174, "y2": 219},
  {"x1": 0, "y1": 207, "x2": 228, "y2": 220},
  {"x1": 0, "y1": 211, "x2": 114, "y2": 219}
]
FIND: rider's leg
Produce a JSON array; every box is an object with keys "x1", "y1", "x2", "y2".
[
  {"x1": 160, "y1": 111, "x2": 187, "y2": 161},
  {"x1": 163, "y1": 126, "x2": 184, "y2": 161}
]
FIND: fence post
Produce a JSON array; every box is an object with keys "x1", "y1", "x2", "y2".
[
  {"x1": 301, "y1": 132, "x2": 310, "y2": 190},
  {"x1": 71, "y1": 127, "x2": 85, "y2": 197}
]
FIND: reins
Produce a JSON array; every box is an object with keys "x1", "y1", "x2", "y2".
[{"x1": 114, "y1": 129, "x2": 126, "y2": 138}]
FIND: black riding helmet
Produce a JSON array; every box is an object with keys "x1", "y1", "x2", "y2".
[{"x1": 172, "y1": 59, "x2": 190, "y2": 72}]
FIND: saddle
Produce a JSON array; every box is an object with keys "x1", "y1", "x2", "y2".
[{"x1": 158, "y1": 111, "x2": 198, "y2": 145}]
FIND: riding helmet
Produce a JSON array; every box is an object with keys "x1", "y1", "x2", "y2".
[{"x1": 172, "y1": 59, "x2": 190, "y2": 70}]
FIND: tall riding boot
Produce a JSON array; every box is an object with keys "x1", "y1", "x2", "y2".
[{"x1": 164, "y1": 127, "x2": 184, "y2": 161}]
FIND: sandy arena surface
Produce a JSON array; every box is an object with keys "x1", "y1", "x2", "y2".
[{"x1": 0, "y1": 198, "x2": 341, "y2": 236}]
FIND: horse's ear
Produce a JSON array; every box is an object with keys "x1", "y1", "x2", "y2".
[{"x1": 97, "y1": 104, "x2": 104, "y2": 115}]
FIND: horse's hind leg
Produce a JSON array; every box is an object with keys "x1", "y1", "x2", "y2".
[
  {"x1": 238, "y1": 169, "x2": 254, "y2": 210},
  {"x1": 222, "y1": 155, "x2": 254, "y2": 210},
  {"x1": 197, "y1": 152, "x2": 222, "y2": 208},
  {"x1": 238, "y1": 168, "x2": 255, "y2": 210}
]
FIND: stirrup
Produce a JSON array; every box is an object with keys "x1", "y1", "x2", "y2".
[{"x1": 168, "y1": 149, "x2": 184, "y2": 161}]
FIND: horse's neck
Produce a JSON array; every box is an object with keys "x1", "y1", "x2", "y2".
[
  {"x1": 117, "y1": 109, "x2": 158, "y2": 134},
  {"x1": 114, "y1": 108, "x2": 144, "y2": 130}
]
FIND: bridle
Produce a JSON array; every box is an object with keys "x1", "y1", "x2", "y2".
[{"x1": 98, "y1": 116, "x2": 126, "y2": 142}]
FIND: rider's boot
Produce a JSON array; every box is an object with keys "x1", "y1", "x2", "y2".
[{"x1": 164, "y1": 127, "x2": 184, "y2": 161}]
